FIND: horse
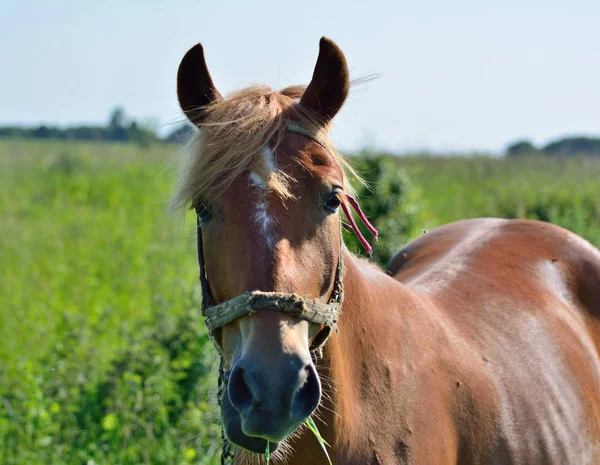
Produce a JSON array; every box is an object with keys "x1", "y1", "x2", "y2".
[{"x1": 173, "y1": 37, "x2": 600, "y2": 464}]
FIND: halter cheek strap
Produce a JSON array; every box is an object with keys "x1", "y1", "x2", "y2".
[{"x1": 196, "y1": 213, "x2": 212, "y2": 309}]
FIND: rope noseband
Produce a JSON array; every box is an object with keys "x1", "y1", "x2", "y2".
[{"x1": 197, "y1": 225, "x2": 345, "y2": 356}]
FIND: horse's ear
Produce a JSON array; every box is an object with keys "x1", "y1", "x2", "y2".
[
  {"x1": 299, "y1": 37, "x2": 349, "y2": 124},
  {"x1": 177, "y1": 43, "x2": 222, "y2": 124}
]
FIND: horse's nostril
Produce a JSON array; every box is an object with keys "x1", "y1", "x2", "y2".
[
  {"x1": 291, "y1": 363, "x2": 321, "y2": 421},
  {"x1": 228, "y1": 364, "x2": 257, "y2": 412},
  {"x1": 228, "y1": 357, "x2": 321, "y2": 439}
]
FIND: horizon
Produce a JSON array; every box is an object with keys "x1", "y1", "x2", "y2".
[{"x1": 1, "y1": 0, "x2": 598, "y2": 153}]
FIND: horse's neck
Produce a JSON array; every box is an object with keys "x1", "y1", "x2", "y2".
[{"x1": 317, "y1": 250, "x2": 427, "y2": 454}]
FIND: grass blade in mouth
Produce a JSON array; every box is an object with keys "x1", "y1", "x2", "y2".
[
  {"x1": 265, "y1": 441, "x2": 270, "y2": 464},
  {"x1": 306, "y1": 417, "x2": 332, "y2": 465}
]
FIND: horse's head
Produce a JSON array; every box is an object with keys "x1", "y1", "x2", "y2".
[{"x1": 175, "y1": 38, "x2": 361, "y2": 455}]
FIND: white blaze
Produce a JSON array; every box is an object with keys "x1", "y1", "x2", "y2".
[{"x1": 249, "y1": 146, "x2": 277, "y2": 249}]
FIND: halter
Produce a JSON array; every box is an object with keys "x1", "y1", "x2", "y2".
[{"x1": 195, "y1": 121, "x2": 376, "y2": 464}]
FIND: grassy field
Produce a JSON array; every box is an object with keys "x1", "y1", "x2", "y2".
[{"x1": 1, "y1": 139, "x2": 599, "y2": 464}]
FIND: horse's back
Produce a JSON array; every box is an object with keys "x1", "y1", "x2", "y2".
[
  {"x1": 387, "y1": 218, "x2": 600, "y2": 346},
  {"x1": 388, "y1": 218, "x2": 600, "y2": 464}
]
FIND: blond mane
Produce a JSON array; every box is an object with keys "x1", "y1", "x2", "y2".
[{"x1": 171, "y1": 85, "x2": 360, "y2": 210}]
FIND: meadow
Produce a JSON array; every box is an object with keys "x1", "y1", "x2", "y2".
[{"x1": 1, "y1": 139, "x2": 599, "y2": 464}]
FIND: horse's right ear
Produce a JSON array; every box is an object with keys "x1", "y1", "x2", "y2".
[
  {"x1": 299, "y1": 37, "x2": 350, "y2": 124},
  {"x1": 177, "y1": 43, "x2": 222, "y2": 125}
]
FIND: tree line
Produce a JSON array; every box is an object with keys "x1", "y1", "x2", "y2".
[
  {"x1": 1, "y1": 106, "x2": 598, "y2": 156},
  {"x1": 0, "y1": 107, "x2": 188, "y2": 146},
  {"x1": 506, "y1": 137, "x2": 600, "y2": 157}
]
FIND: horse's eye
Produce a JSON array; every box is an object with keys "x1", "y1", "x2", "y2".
[
  {"x1": 196, "y1": 203, "x2": 212, "y2": 224},
  {"x1": 324, "y1": 192, "x2": 341, "y2": 213}
]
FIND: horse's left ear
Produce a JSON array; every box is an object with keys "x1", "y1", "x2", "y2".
[
  {"x1": 300, "y1": 37, "x2": 350, "y2": 124},
  {"x1": 177, "y1": 43, "x2": 222, "y2": 125}
]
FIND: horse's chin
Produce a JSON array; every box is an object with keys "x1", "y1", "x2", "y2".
[{"x1": 222, "y1": 409, "x2": 280, "y2": 454}]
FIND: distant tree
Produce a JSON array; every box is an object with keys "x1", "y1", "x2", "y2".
[
  {"x1": 107, "y1": 106, "x2": 128, "y2": 141},
  {"x1": 542, "y1": 137, "x2": 600, "y2": 156},
  {"x1": 127, "y1": 121, "x2": 141, "y2": 139},
  {"x1": 33, "y1": 125, "x2": 51, "y2": 138},
  {"x1": 128, "y1": 121, "x2": 158, "y2": 147},
  {"x1": 108, "y1": 106, "x2": 126, "y2": 128},
  {"x1": 506, "y1": 140, "x2": 537, "y2": 156}
]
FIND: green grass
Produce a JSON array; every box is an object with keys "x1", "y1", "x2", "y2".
[
  {"x1": 0, "y1": 140, "x2": 221, "y2": 465},
  {"x1": 1, "y1": 139, "x2": 599, "y2": 464},
  {"x1": 305, "y1": 417, "x2": 332, "y2": 465},
  {"x1": 398, "y1": 154, "x2": 600, "y2": 246}
]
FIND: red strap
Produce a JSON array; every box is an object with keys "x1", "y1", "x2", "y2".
[{"x1": 341, "y1": 196, "x2": 379, "y2": 256}]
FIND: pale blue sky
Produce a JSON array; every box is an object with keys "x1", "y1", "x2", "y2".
[{"x1": 1, "y1": 0, "x2": 599, "y2": 152}]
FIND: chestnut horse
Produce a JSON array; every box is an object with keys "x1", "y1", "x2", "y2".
[{"x1": 174, "y1": 38, "x2": 600, "y2": 464}]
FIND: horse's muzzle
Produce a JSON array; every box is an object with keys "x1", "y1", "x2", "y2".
[{"x1": 222, "y1": 355, "x2": 321, "y2": 452}]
